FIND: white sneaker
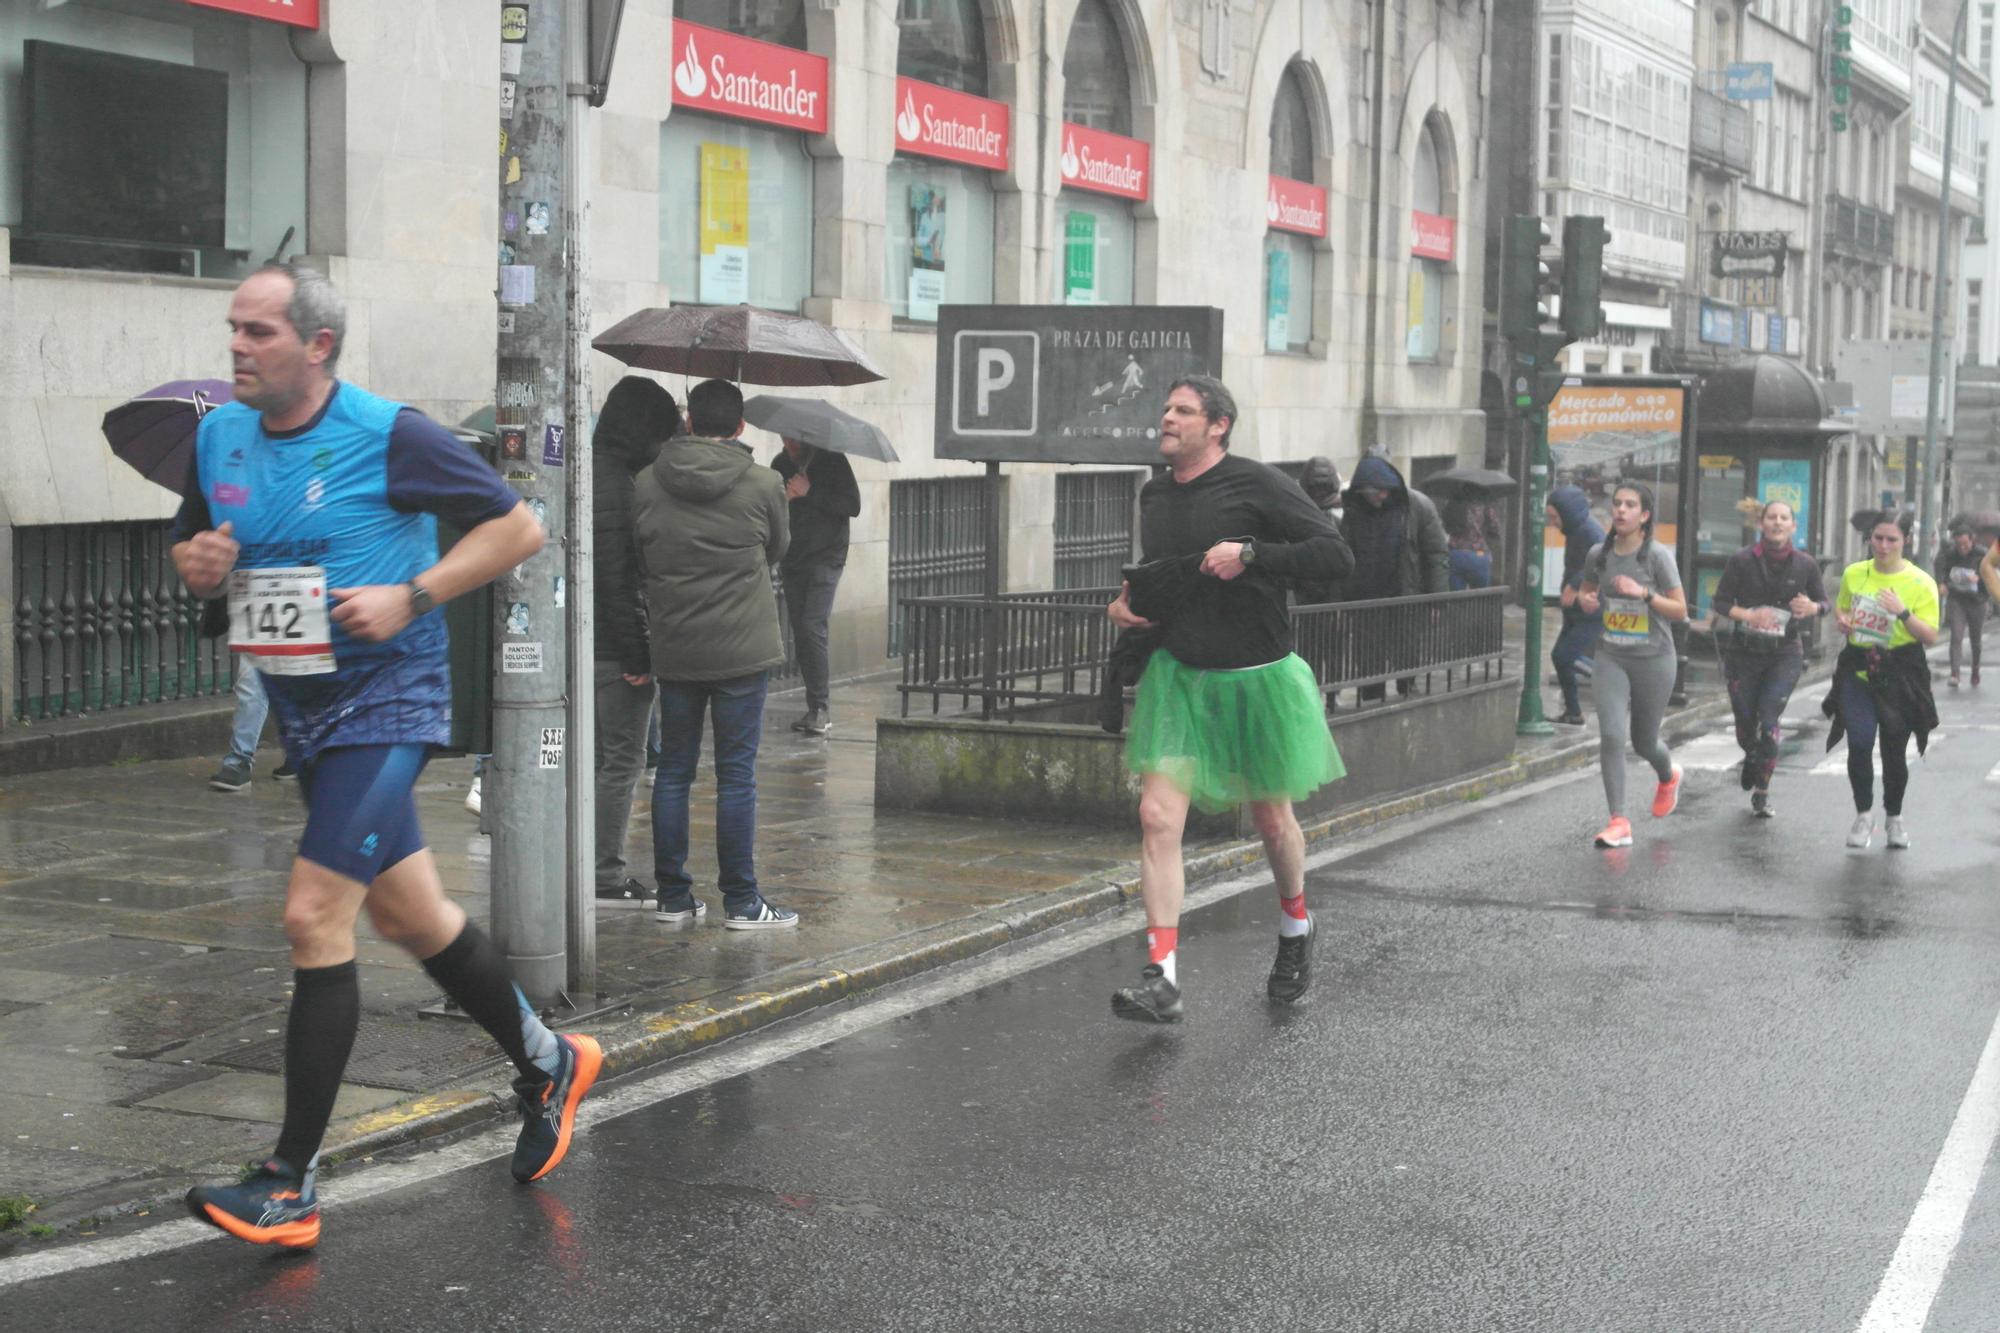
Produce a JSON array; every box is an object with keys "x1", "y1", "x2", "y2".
[
  {"x1": 465, "y1": 776, "x2": 482, "y2": 816},
  {"x1": 1885, "y1": 816, "x2": 1910, "y2": 850},
  {"x1": 1845, "y1": 813, "x2": 1872, "y2": 849}
]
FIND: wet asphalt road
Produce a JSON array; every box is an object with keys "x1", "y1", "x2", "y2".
[{"x1": 12, "y1": 686, "x2": 2000, "y2": 1331}]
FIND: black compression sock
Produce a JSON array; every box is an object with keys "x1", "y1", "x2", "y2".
[
  {"x1": 420, "y1": 923, "x2": 557, "y2": 1082},
  {"x1": 273, "y1": 961, "x2": 360, "y2": 1178}
]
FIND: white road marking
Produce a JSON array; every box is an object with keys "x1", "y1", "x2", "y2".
[
  {"x1": 1855, "y1": 1007, "x2": 2000, "y2": 1332},
  {"x1": 0, "y1": 775, "x2": 1580, "y2": 1291}
]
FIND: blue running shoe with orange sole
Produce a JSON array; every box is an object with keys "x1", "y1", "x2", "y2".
[
  {"x1": 186, "y1": 1156, "x2": 321, "y2": 1249},
  {"x1": 512, "y1": 1032, "x2": 602, "y2": 1183}
]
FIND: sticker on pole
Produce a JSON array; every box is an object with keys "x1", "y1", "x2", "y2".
[
  {"x1": 538, "y1": 727, "x2": 565, "y2": 769},
  {"x1": 503, "y1": 642, "x2": 543, "y2": 674}
]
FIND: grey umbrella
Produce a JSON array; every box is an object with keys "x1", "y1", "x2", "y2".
[
  {"x1": 592, "y1": 305, "x2": 886, "y2": 386},
  {"x1": 1419, "y1": 466, "x2": 1518, "y2": 500},
  {"x1": 742, "y1": 395, "x2": 900, "y2": 462}
]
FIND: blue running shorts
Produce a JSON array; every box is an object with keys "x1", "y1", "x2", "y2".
[{"x1": 295, "y1": 744, "x2": 431, "y2": 885}]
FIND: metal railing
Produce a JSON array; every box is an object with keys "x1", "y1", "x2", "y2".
[
  {"x1": 898, "y1": 585, "x2": 1507, "y2": 719},
  {"x1": 12, "y1": 521, "x2": 232, "y2": 722},
  {"x1": 1054, "y1": 471, "x2": 1139, "y2": 590},
  {"x1": 1827, "y1": 194, "x2": 1895, "y2": 261},
  {"x1": 887, "y1": 476, "x2": 991, "y2": 657}
]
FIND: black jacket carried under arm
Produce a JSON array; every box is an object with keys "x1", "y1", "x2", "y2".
[{"x1": 1137, "y1": 453, "x2": 1352, "y2": 669}]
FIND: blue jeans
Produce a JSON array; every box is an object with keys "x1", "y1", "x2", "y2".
[
  {"x1": 228, "y1": 665, "x2": 270, "y2": 765},
  {"x1": 1551, "y1": 618, "x2": 1601, "y2": 717},
  {"x1": 652, "y1": 671, "x2": 768, "y2": 911}
]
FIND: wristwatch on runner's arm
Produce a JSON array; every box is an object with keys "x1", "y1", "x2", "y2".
[
  {"x1": 408, "y1": 581, "x2": 437, "y2": 617},
  {"x1": 1238, "y1": 538, "x2": 1258, "y2": 567}
]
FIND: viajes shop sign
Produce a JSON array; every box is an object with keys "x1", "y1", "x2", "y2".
[
  {"x1": 895, "y1": 77, "x2": 1010, "y2": 172},
  {"x1": 186, "y1": 0, "x2": 319, "y2": 26},
  {"x1": 1410, "y1": 210, "x2": 1455, "y2": 261},
  {"x1": 1059, "y1": 123, "x2": 1149, "y2": 202},
  {"x1": 1267, "y1": 175, "x2": 1327, "y2": 238},
  {"x1": 671, "y1": 19, "x2": 829, "y2": 135},
  {"x1": 1708, "y1": 229, "x2": 1788, "y2": 279}
]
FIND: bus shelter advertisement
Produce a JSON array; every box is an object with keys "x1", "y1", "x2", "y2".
[{"x1": 1541, "y1": 382, "x2": 1691, "y2": 599}]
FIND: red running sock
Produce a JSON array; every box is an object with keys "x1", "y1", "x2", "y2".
[
  {"x1": 1146, "y1": 926, "x2": 1178, "y2": 964},
  {"x1": 1278, "y1": 894, "x2": 1310, "y2": 938}
]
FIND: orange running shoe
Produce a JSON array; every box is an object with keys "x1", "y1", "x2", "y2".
[
  {"x1": 1593, "y1": 816, "x2": 1633, "y2": 848},
  {"x1": 185, "y1": 1156, "x2": 321, "y2": 1249},
  {"x1": 512, "y1": 1032, "x2": 602, "y2": 1183},
  {"x1": 1651, "y1": 764, "x2": 1684, "y2": 818}
]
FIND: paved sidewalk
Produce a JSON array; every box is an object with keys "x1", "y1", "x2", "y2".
[{"x1": 0, "y1": 606, "x2": 1753, "y2": 1241}]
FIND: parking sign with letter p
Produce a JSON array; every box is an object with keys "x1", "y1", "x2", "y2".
[{"x1": 953, "y1": 330, "x2": 1039, "y2": 435}]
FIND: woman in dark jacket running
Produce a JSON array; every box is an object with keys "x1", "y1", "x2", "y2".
[{"x1": 1709, "y1": 500, "x2": 1828, "y2": 817}]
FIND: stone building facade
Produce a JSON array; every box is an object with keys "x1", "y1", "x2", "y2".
[{"x1": 0, "y1": 0, "x2": 1492, "y2": 726}]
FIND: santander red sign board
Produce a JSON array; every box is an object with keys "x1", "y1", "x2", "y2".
[
  {"x1": 1059, "y1": 122, "x2": 1149, "y2": 202},
  {"x1": 185, "y1": 0, "x2": 319, "y2": 26},
  {"x1": 671, "y1": 20, "x2": 829, "y2": 135},
  {"x1": 895, "y1": 76, "x2": 1010, "y2": 172},
  {"x1": 1411, "y1": 210, "x2": 1456, "y2": 262},
  {"x1": 1267, "y1": 175, "x2": 1327, "y2": 238}
]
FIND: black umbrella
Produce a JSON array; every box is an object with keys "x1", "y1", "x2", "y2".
[
  {"x1": 101, "y1": 379, "x2": 233, "y2": 492},
  {"x1": 1419, "y1": 466, "x2": 1518, "y2": 500},
  {"x1": 592, "y1": 305, "x2": 886, "y2": 386},
  {"x1": 743, "y1": 395, "x2": 899, "y2": 462}
]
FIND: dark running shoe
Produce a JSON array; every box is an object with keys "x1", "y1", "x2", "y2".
[
  {"x1": 1111, "y1": 964, "x2": 1183, "y2": 1023},
  {"x1": 1267, "y1": 912, "x2": 1316, "y2": 1004},
  {"x1": 512, "y1": 1032, "x2": 603, "y2": 1183},
  {"x1": 186, "y1": 1156, "x2": 321, "y2": 1250},
  {"x1": 208, "y1": 758, "x2": 252, "y2": 793},
  {"x1": 1751, "y1": 791, "x2": 1773, "y2": 819},
  {"x1": 1554, "y1": 711, "x2": 1586, "y2": 726},
  {"x1": 1739, "y1": 759, "x2": 1757, "y2": 792},
  {"x1": 594, "y1": 877, "x2": 652, "y2": 909},
  {"x1": 273, "y1": 763, "x2": 300, "y2": 782}
]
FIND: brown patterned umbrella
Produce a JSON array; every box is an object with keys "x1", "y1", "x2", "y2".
[{"x1": 591, "y1": 304, "x2": 886, "y2": 386}]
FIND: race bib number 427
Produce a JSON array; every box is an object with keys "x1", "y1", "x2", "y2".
[{"x1": 227, "y1": 567, "x2": 335, "y2": 676}]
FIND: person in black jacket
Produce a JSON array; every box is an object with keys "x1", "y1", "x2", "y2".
[
  {"x1": 1709, "y1": 499, "x2": 1828, "y2": 816},
  {"x1": 1546, "y1": 484, "x2": 1604, "y2": 725},
  {"x1": 1105, "y1": 376, "x2": 1352, "y2": 1023},
  {"x1": 592, "y1": 376, "x2": 681, "y2": 907},
  {"x1": 1933, "y1": 527, "x2": 1988, "y2": 687},
  {"x1": 772, "y1": 437, "x2": 862, "y2": 736}
]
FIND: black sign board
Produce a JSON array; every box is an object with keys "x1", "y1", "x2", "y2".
[
  {"x1": 1708, "y1": 230, "x2": 1789, "y2": 280},
  {"x1": 933, "y1": 305, "x2": 1224, "y2": 464}
]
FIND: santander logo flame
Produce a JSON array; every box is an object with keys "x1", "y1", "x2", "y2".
[
  {"x1": 674, "y1": 35, "x2": 706, "y2": 98},
  {"x1": 896, "y1": 91, "x2": 921, "y2": 143},
  {"x1": 1267, "y1": 188, "x2": 1280, "y2": 224},
  {"x1": 1061, "y1": 134, "x2": 1080, "y2": 180}
]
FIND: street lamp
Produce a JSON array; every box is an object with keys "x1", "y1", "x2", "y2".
[{"x1": 1920, "y1": 0, "x2": 1971, "y2": 550}]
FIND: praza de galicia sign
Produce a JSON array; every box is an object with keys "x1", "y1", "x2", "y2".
[{"x1": 935, "y1": 306, "x2": 1224, "y2": 465}]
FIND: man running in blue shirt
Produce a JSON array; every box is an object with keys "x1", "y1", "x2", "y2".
[{"x1": 173, "y1": 263, "x2": 598, "y2": 1250}]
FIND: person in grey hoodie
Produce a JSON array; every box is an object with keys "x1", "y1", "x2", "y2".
[{"x1": 632, "y1": 379, "x2": 797, "y2": 930}]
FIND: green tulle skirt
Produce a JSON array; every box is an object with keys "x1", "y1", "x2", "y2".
[{"x1": 1124, "y1": 651, "x2": 1345, "y2": 814}]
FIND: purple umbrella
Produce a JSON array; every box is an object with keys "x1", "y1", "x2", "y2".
[{"x1": 101, "y1": 379, "x2": 233, "y2": 492}]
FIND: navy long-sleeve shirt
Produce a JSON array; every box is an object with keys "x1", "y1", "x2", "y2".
[{"x1": 1137, "y1": 453, "x2": 1352, "y2": 669}]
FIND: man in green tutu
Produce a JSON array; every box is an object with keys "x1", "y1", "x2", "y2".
[{"x1": 1106, "y1": 376, "x2": 1353, "y2": 1021}]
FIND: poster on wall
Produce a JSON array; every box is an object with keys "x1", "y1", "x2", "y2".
[
  {"x1": 1539, "y1": 381, "x2": 1691, "y2": 597},
  {"x1": 1265, "y1": 249, "x2": 1291, "y2": 352},
  {"x1": 1064, "y1": 211, "x2": 1097, "y2": 305},
  {"x1": 909, "y1": 184, "x2": 948, "y2": 321},
  {"x1": 1758, "y1": 458, "x2": 1811, "y2": 551},
  {"x1": 1405, "y1": 266, "x2": 1428, "y2": 357},
  {"x1": 698, "y1": 142, "x2": 750, "y2": 304}
]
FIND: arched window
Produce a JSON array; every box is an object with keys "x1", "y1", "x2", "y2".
[
  {"x1": 887, "y1": 0, "x2": 1000, "y2": 320},
  {"x1": 1063, "y1": 0, "x2": 1131, "y2": 135},
  {"x1": 673, "y1": 0, "x2": 805, "y2": 49},
  {"x1": 1265, "y1": 65, "x2": 1322, "y2": 355},
  {"x1": 1057, "y1": 0, "x2": 1140, "y2": 305},
  {"x1": 1406, "y1": 118, "x2": 1452, "y2": 362},
  {"x1": 898, "y1": 0, "x2": 988, "y2": 96}
]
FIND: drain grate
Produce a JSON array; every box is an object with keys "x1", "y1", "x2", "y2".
[{"x1": 212, "y1": 1017, "x2": 508, "y2": 1092}]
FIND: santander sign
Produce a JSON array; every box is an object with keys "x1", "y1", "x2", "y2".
[
  {"x1": 894, "y1": 76, "x2": 1010, "y2": 172},
  {"x1": 1267, "y1": 174, "x2": 1327, "y2": 238},
  {"x1": 185, "y1": 0, "x2": 320, "y2": 26},
  {"x1": 1411, "y1": 209, "x2": 1456, "y2": 262},
  {"x1": 671, "y1": 19, "x2": 828, "y2": 135},
  {"x1": 1059, "y1": 122, "x2": 1149, "y2": 202}
]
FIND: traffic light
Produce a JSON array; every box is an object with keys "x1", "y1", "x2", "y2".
[
  {"x1": 1560, "y1": 215, "x2": 1609, "y2": 342},
  {"x1": 1499, "y1": 215, "x2": 1555, "y2": 341}
]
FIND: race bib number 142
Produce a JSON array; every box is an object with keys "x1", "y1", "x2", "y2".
[{"x1": 228, "y1": 567, "x2": 336, "y2": 676}]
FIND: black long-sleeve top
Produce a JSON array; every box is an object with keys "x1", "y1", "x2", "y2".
[
  {"x1": 771, "y1": 446, "x2": 861, "y2": 570},
  {"x1": 1710, "y1": 543, "x2": 1828, "y2": 657},
  {"x1": 1137, "y1": 453, "x2": 1352, "y2": 669}
]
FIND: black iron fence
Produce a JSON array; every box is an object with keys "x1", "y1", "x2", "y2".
[
  {"x1": 898, "y1": 586, "x2": 1507, "y2": 719},
  {"x1": 887, "y1": 476, "x2": 991, "y2": 657},
  {"x1": 1054, "y1": 471, "x2": 1139, "y2": 590},
  {"x1": 12, "y1": 521, "x2": 233, "y2": 722}
]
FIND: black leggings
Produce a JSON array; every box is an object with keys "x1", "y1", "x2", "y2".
[{"x1": 1839, "y1": 674, "x2": 1911, "y2": 816}]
